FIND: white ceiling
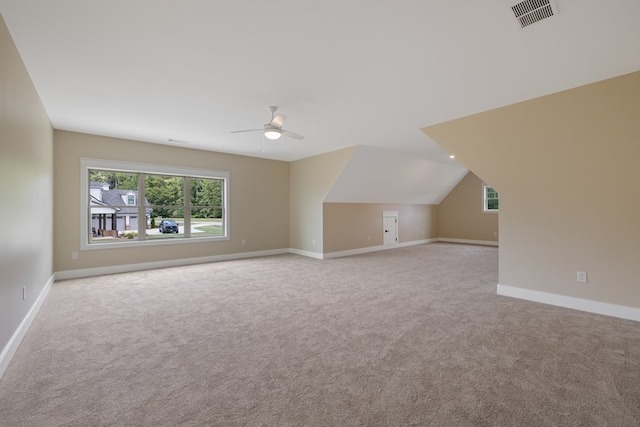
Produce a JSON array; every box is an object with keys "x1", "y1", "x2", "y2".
[{"x1": 1, "y1": 1, "x2": 639, "y2": 163}]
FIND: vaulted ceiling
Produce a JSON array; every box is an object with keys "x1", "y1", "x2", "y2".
[{"x1": 1, "y1": 0, "x2": 639, "y2": 168}]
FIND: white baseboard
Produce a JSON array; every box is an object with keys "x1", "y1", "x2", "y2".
[
  {"x1": 0, "y1": 274, "x2": 55, "y2": 379},
  {"x1": 438, "y1": 238, "x2": 499, "y2": 246},
  {"x1": 323, "y1": 239, "x2": 438, "y2": 259},
  {"x1": 497, "y1": 284, "x2": 640, "y2": 322},
  {"x1": 55, "y1": 248, "x2": 290, "y2": 280},
  {"x1": 56, "y1": 239, "x2": 492, "y2": 279},
  {"x1": 288, "y1": 248, "x2": 324, "y2": 259},
  {"x1": 61, "y1": 242, "x2": 440, "y2": 277}
]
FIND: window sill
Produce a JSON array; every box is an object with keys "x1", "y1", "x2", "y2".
[{"x1": 81, "y1": 235, "x2": 230, "y2": 251}]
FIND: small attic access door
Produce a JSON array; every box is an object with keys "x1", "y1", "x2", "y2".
[{"x1": 383, "y1": 211, "x2": 398, "y2": 245}]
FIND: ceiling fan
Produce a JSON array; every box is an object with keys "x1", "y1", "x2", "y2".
[{"x1": 230, "y1": 106, "x2": 305, "y2": 141}]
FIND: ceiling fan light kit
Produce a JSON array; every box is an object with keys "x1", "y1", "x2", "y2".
[
  {"x1": 231, "y1": 106, "x2": 305, "y2": 143},
  {"x1": 264, "y1": 129, "x2": 282, "y2": 140}
]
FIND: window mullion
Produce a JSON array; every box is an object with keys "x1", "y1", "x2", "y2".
[
  {"x1": 138, "y1": 173, "x2": 147, "y2": 240},
  {"x1": 184, "y1": 176, "x2": 191, "y2": 238}
]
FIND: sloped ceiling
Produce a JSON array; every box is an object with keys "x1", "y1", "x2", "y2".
[
  {"x1": 1, "y1": 0, "x2": 639, "y2": 165},
  {"x1": 2, "y1": 1, "x2": 640, "y2": 206},
  {"x1": 325, "y1": 146, "x2": 467, "y2": 204},
  {"x1": 422, "y1": 71, "x2": 640, "y2": 307}
]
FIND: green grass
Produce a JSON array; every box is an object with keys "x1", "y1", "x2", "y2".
[
  {"x1": 147, "y1": 219, "x2": 223, "y2": 239},
  {"x1": 193, "y1": 224, "x2": 223, "y2": 235}
]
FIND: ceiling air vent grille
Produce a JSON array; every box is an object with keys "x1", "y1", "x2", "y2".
[{"x1": 511, "y1": 0, "x2": 556, "y2": 28}]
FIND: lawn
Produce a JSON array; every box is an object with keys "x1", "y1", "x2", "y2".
[{"x1": 147, "y1": 218, "x2": 223, "y2": 239}]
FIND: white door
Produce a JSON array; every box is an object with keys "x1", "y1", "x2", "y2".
[{"x1": 383, "y1": 215, "x2": 397, "y2": 245}]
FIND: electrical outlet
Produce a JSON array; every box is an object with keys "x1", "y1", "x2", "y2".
[
  {"x1": 493, "y1": 231, "x2": 498, "y2": 236},
  {"x1": 23, "y1": 286, "x2": 26, "y2": 300},
  {"x1": 312, "y1": 239, "x2": 315, "y2": 246},
  {"x1": 368, "y1": 236, "x2": 371, "y2": 241},
  {"x1": 72, "y1": 252, "x2": 78, "y2": 260},
  {"x1": 241, "y1": 240, "x2": 246, "y2": 246},
  {"x1": 577, "y1": 271, "x2": 588, "y2": 283}
]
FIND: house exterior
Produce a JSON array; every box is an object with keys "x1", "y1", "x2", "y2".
[{"x1": 89, "y1": 182, "x2": 152, "y2": 236}]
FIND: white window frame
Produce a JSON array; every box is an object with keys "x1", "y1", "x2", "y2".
[
  {"x1": 80, "y1": 158, "x2": 229, "y2": 250},
  {"x1": 483, "y1": 184, "x2": 499, "y2": 213}
]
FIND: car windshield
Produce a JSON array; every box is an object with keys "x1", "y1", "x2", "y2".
[{"x1": 164, "y1": 220, "x2": 177, "y2": 225}]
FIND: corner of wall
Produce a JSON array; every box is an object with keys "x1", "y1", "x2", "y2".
[{"x1": 289, "y1": 147, "x2": 356, "y2": 253}]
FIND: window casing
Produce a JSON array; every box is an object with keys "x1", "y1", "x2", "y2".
[
  {"x1": 81, "y1": 158, "x2": 229, "y2": 250},
  {"x1": 483, "y1": 185, "x2": 499, "y2": 212}
]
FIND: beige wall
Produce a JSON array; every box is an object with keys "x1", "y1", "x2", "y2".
[
  {"x1": 424, "y1": 71, "x2": 640, "y2": 308},
  {"x1": 323, "y1": 203, "x2": 438, "y2": 253},
  {"x1": 289, "y1": 147, "x2": 355, "y2": 253},
  {"x1": 438, "y1": 172, "x2": 498, "y2": 242},
  {"x1": 54, "y1": 130, "x2": 289, "y2": 272},
  {"x1": 0, "y1": 14, "x2": 53, "y2": 367}
]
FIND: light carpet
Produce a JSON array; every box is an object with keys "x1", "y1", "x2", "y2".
[{"x1": 0, "y1": 243, "x2": 638, "y2": 426}]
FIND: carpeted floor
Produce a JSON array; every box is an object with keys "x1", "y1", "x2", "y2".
[{"x1": 0, "y1": 243, "x2": 638, "y2": 426}]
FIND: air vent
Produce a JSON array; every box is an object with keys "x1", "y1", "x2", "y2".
[{"x1": 511, "y1": 0, "x2": 556, "y2": 28}]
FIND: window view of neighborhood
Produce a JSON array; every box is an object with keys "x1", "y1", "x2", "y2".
[
  {"x1": 89, "y1": 169, "x2": 225, "y2": 243},
  {"x1": 484, "y1": 185, "x2": 499, "y2": 212}
]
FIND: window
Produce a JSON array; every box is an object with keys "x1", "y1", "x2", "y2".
[
  {"x1": 483, "y1": 185, "x2": 499, "y2": 212},
  {"x1": 81, "y1": 159, "x2": 228, "y2": 249}
]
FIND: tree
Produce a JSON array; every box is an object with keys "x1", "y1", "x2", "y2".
[
  {"x1": 89, "y1": 170, "x2": 137, "y2": 190},
  {"x1": 190, "y1": 178, "x2": 223, "y2": 218},
  {"x1": 145, "y1": 175, "x2": 184, "y2": 218},
  {"x1": 89, "y1": 171, "x2": 223, "y2": 219}
]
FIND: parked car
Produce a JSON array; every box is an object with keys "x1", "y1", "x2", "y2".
[{"x1": 158, "y1": 219, "x2": 179, "y2": 234}]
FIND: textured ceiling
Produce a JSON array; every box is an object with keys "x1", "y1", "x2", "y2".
[{"x1": 1, "y1": 1, "x2": 639, "y2": 163}]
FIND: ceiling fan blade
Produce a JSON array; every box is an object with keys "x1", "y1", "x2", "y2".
[
  {"x1": 282, "y1": 129, "x2": 305, "y2": 140},
  {"x1": 230, "y1": 129, "x2": 263, "y2": 134},
  {"x1": 270, "y1": 114, "x2": 286, "y2": 128}
]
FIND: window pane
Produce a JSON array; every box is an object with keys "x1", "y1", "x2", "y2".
[
  {"x1": 190, "y1": 178, "x2": 223, "y2": 217},
  {"x1": 484, "y1": 186, "x2": 499, "y2": 211},
  {"x1": 145, "y1": 174, "x2": 184, "y2": 214},
  {"x1": 146, "y1": 174, "x2": 185, "y2": 239},
  {"x1": 89, "y1": 170, "x2": 137, "y2": 191},
  {"x1": 190, "y1": 177, "x2": 225, "y2": 237},
  {"x1": 88, "y1": 170, "x2": 141, "y2": 242}
]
